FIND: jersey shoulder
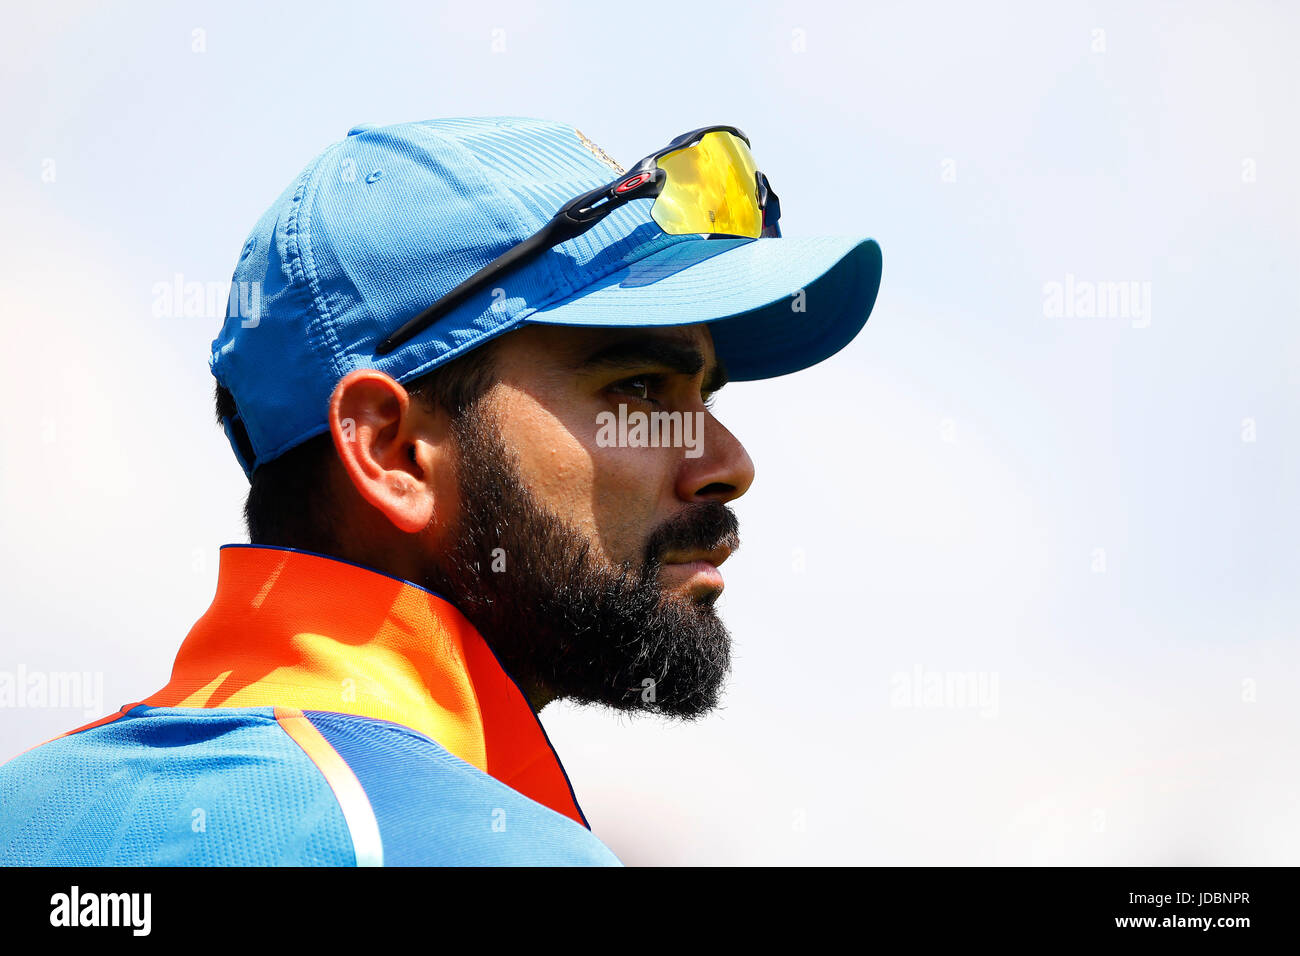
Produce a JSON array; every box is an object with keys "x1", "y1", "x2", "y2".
[
  {"x1": 0, "y1": 705, "x2": 621, "y2": 867},
  {"x1": 0, "y1": 705, "x2": 353, "y2": 865}
]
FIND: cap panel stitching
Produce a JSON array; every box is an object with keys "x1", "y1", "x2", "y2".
[
  {"x1": 231, "y1": 158, "x2": 329, "y2": 468},
  {"x1": 294, "y1": 140, "x2": 350, "y2": 385}
]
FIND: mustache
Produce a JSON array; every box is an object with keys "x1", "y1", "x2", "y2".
[{"x1": 642, "y1": 501, "x2": 740, "y2": 568}]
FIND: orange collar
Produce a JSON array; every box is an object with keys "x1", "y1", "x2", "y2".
[{"x1": 143, "y1": 544, "x2": 587, "y2": 827}]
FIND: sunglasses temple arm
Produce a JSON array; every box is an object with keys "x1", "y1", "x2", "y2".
[
  {"x1": 375, "y1": 213, "x2": 588, "y2": 355},
  {"x1": 759, "y1": 176, "x2": 781, "y2": 237}
]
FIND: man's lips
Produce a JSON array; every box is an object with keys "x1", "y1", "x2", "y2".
[{"x1": 659, "y1": 545, "x2": 733, "y2": 592}]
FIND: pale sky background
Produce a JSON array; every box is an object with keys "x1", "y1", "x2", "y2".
[{"x1": 1, "y1": 1, "x2": 1297, "y2": 864}]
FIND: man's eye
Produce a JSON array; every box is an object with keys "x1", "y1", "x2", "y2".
[{"x1": 611, "y1": 376, "x2": 657, "y2": 402}]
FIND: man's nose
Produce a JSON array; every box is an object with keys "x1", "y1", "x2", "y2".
[{"x1": 676, "y1": 413, "x2": 755, "y2": 504}]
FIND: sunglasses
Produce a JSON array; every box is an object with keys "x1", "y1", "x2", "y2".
[{"x1": 375, "y1": 125, "x2": 782, "y2": 355}]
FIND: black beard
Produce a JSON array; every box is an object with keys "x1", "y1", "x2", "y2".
[{"x1": 420, "y1": 405, "x2": 739, "y2": 719}]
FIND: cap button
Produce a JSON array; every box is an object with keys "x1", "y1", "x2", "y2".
[{"x1": 347, "y1": 123, "x2": 379, "y2": 136}]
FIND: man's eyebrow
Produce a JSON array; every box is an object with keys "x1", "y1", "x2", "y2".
[{"x1": 570, "y1": 336, "x2": 730, "y2": 394}]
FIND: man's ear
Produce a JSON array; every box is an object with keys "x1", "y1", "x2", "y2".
[{"x1": 328, "y1": 369, "x2": 446, "y2": 534}]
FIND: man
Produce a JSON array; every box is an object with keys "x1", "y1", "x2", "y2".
[{"x1": 0, "y1": 117, "x2": 881, "y2": 865}]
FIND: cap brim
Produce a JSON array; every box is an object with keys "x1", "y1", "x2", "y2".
[{"x1": 521, "y1": 235, "x2": 882, "y2": 381}]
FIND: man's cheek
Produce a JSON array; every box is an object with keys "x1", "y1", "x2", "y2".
[
  {"x1": 589, "y1": 446, "x2": 673, "y2": 562},
  {"x1": 502, "y1": 416, "x2": 591, "y2": 509}
]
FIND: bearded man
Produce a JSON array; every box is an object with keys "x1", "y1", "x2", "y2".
[{"x1": 0, "y1": 117, "x2": 881, "y2": 865}]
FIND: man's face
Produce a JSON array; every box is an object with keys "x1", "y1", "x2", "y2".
[{"x1": 420, "y1": 323, "x2": 755, "y2": 718}]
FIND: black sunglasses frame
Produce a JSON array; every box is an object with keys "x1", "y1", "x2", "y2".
[{"x1": 375, "y1": 124, "x2": 782, "y2": 355}]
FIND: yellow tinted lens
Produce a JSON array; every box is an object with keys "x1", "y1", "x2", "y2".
[{"x1": 651, "y1": 130, "x2": 762, "y2": 237}]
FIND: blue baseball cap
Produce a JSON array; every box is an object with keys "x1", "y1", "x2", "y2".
[{"x1": 213, "y1": 116, "x2": 882, "y2": 478}]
